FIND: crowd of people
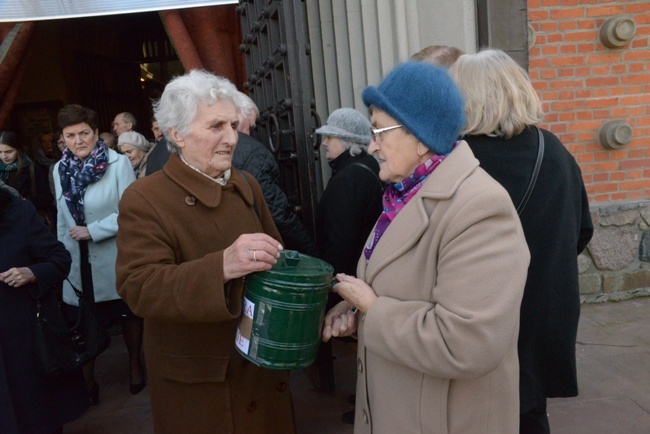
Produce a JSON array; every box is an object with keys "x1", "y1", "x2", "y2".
[{"x1": 0, "y1": 46, "x2": 592, "y2": 434}]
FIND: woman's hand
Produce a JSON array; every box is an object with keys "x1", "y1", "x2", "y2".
[
  {"x1": 332, "y1": 273, "x2": 378, "y2": 315},
  {"x1": 69, "y1": 226, "x2": 92, "y2": 240},
  {"x1": 322, "y1": 300, "x2": 358, "y2": 342},
  {"x1": 0, "y1": 267, "x2": 36, "y2": 288},
  {"x1": 223, "y1": 233, "x2": 283, "y2": 281}
]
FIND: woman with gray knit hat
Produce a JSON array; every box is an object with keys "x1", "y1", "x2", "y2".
[
  {"x1": 117, "y1": 131, "x2": 152, "y2": 178},
  {"x1": 322, "y1": 62, "x2": 530, "y2": 434},
  {"x1": 312, "y1": 108, "x2": 384, "y2": 397}
]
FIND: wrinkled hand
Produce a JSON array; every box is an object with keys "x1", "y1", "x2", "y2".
[
  {"x1": 0, "y1": 267, "x2": 36, "y2": 288},
  {"x1": 69, "y1": 226, "x2": 91, "y2": 241},
  {"x1": 223, "y1": 233, "x2": 283, "y2": 281},
  {"x1": 322, "y1": 300, "x2": 358, "y2": 342},
  {"x1": 332, "y1": 273, "x2": 377, "y2": 315}
]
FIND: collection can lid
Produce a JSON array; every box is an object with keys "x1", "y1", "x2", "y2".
[{"x1": 250, "y1": 250, "x2": 334, "y2": 283}]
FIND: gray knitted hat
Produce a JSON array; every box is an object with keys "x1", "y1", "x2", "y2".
[
  {"x1": 315, "y1": 108, "x2": 371, "y2": 145},
  {"x1": 117, "y1": 131, "x2": 152, "y2": 153}
]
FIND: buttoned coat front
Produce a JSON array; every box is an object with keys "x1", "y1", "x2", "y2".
[
  {"x1": 54, "y1": 148, "x2": 135, "y2": 305},
  {"x1": 116, "y1": 155, "x2": 295, "y2": 434},
  {"x1": 353, "y1": 142, "x2": 530, "y2": 434}
]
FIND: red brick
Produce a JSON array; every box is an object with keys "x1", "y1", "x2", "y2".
[
  {"x1": 587, "y1": 183, "x2": 619, "y2": 193},
  {"x1": 593, "y1": 88, "x2": 610, "y2": 97},
  {"x1": 611, "y1": 64, "x2": 627, "y2": 74},
  {"x1": 529, "y1": 10, "x2": 549, "y2": 20},
  {"x1": 620, "y1": 159, "x2": 650, "y2": 169},
  {"x1": 541, "y1": 69, "x2": 558, "y2": 79},
  {"x1": 628, "y1": 149, "x2": 645, "y2": 158},
  {"x1": 610, "y1": 87, "x2": 625, "y2": 96},
  {"x1": 586, "y1": 76, "x2": 619, "y2": 86},
  {"x1": 530, "y1": 58, "x2": 549, "y2": 68},
  {"x1": 585, "y1": 97, "x2": 619, "y2": 108},
  {"x1": 565, "y1": 30, "x2": 599, "y2": 41},
  {"x1": 593, "y1": 173, "x2": 609, "y2": 182},
  {"x1": 577, "y1": 153, "x2": 594, "y2": 162},
  {"x1": 625, "y1": 84, "x2": 644, "y2": 94},
  {"x1": 553, "y1": 100, "x2": 583, "y2": 111},
  {"x1": 577, "y1": 43, "x2": 597, "y2": 53},
  {"x1": 528, "y1": 0, "x2": 541, "y2": 7},
  {"x1": 631, "y1": 38, "x2": 648, "y2": 49},
  {"x1": 592, "y1": 194, "x2": 610, "y2": 203},
  {"x1": 559, "y1": 90, "x2": 575, "y2": 99},
  {"x1": 577, "y1": 111, "x2": 593, "y2": 120},
  {"x1": 626, "y1": 170, "x2": 644, "y2": 179},
  {"x1": 626, "y1": 3, "x2": 650, "y2": 13},
  {"x1": 577, "y1": 132, "x2": 597, "y2": 141},
  {"x1": 542, "y1": 0, "x2": 560, "y2": 6},
  {"x1": 576, "y1": 89, "x2": 591, "y2": 98},
  {"x1": 629, "y1": 107, "x2": 645, "y2": 117},
  {"x1": 575, "y1": 66, "x2": 591, "y2": 76},
  {"x1": 550, "y1": 79, "x2": 584, "y2": 89},
  {"x1": 610, "y1": 172, "x2": 625, "y2": 181},
  {"x1": 558, "y1": 68, "x2": 575, "y2": 77},
  {"x1": 620, "y1": 179, "x2": 650, "y2": 190},
  {"x1": 594, "y1": 109, "x2": 610, "y2": 119},
  {"x1": 586, "y1": 53, "x2": 622, "y2": 63},
  {"x1": 620, "y1": 94, "x2": 650, "y2": 105},
  {"x1": 611, "y1": 107, "x2": 627, "y2": 117},
  {"x1": 630, "y1": 63, "x2": 645, "y2": 73},
  {"x1": 587, "y1": 5, "x2": 624, "y2": 16},
  {"x1": 541, "y1": 22, "x2": 558, "y2": 32},
  {"x1": 628, "y1": 190, "x2": 645, "y2": 201},
  {"x1": 551, "y1": 8, "x2": 586, "y2": 19},
  {"x1": 610, "y1": 192, "x2": 627, "y2": 201},
  {"x1": 559, "y1": 21, "x2": 578, "y2": 31},
  {"x1": 548, "y1": 34, "x2": 564, "y2": 43},
  {"x1": 577, "y1": 20, "x2": 596, "y2": 29},
  {"x1": 622, "y1": 73, "x2": 650, "y2": 85},
  {"x1": 585, "y1": 161, "x2": 618, "y2": 172},
  {"x1": 623, "y1": 51, "x2": 650, "y2": 61}
]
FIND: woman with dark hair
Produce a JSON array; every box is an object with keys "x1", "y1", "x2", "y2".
[
  {"x1": 53, "y1": 104, "x2": 145, "y2": 404},
  {"x1": 0, "y1": 131, "x2": 55, "y2": 217},
  {"x1": 0, "y1": 186, "x2": 88, "y2": 434}
]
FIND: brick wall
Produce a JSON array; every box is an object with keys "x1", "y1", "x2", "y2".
[{"x1": 527, "y1": 0, "x2": 650, "y2": 204}]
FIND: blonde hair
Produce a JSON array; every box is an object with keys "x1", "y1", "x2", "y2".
[{"x1": 449, "y1": 49, "x2": 544, "y2": 139}]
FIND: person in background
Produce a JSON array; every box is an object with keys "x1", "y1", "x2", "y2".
[
  {"x1": 233, "y1": 92, "x2": 318, "y2": 257},
  {"x1": 411, "y1": 45, "x2": 464, "y2": 68},
  {"x1": 0, "y1": 186, "x2": 89, "y2": 434},
  {"x1": 0, "y1": 131, "x2": 55, "y2": 222},
  {"x1": 449, "y1": 48, "x2": 594, "y2": 434},
  {"x1": 55, "y1": 131, "x2": 66, "y2": 154},
  {"x1": 145, "y1": 117, "x2": 170, "y2": 175},
  {"x1": 116, "y1": 70, "x2": 296, "y2": 433},
  {"x1": 99, "y1": 132, "x2": 118, "y2": 151},
  {"x1": 54, "y1": 104, "x2": 144, "y2": 404},
  {"x1": 117, "y1": 131, "x2": 153, "y2": 178},
  {"x1": 312, "y1": 108, "x2": 384, "y2": 400},
  {"x1": 323, "y1": 62, "x2": 530, "y2": 433},
  {"x1": 33, "y1": 132, "x2": 63, "y2": 197},
  {"x1": 112, "y1": 112, "x2": 137, "y2": 137}
]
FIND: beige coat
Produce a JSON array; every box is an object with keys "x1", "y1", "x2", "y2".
[
  {"x1": 354, "y1": 142, "x2": 530, "y2": 434},
  {"x1": 116, "y1": 155, "x2": 295, "y2": 434}
]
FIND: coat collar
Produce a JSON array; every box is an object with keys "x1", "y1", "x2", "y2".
[
  {"x1": 361, "y1": 141, "x2": 479, "y2": 283},
  {"x1": 162, "y1": 154, "x2": 255, "y2": 209}
]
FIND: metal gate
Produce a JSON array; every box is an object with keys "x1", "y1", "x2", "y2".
[{"x1": 237, "y1": 0, "x2": 322, "y2": 236}]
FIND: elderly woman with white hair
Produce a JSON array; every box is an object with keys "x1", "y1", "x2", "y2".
[
  {"x1": 117, "y1": 131, "x2": 152, "y2": 178},
  {"x1": 115, "y1": 70, "x2": 295, "y2": 433}
]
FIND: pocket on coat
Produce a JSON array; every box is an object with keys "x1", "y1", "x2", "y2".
[{"x1": 158, "y1": 353, "x2": 230, "y2": 383}]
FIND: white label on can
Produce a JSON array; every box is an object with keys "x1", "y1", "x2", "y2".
[{"x1": 236, "y1": 296, "x2": 255, "y2": 354}]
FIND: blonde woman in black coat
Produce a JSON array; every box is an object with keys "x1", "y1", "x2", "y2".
[
  {"x1": 0, "y1": 188, "x2": 88, "y2": 434},
  {"x1": 450, "y1": 49, "x2": 594, "y2": 434}
]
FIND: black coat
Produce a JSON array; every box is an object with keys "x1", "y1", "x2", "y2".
[
  {"x1": 465, "y1": 127, "x2": 593, "y2": 413},
  {"x1": 232, "y1": 132, "x2": 318, "y2": 257},
  {"x1": 145, "y1": 139, "x2": 171, "y2": 175},
  {"x1": 5, "y1": 161, "x2": 54, "y2": 214},
  {"x1": 315, "y1": 151, "x2": 384, "y2": 276},
  {"x1": 0, "y1": 189, "x2": 88, "y2": 434}
]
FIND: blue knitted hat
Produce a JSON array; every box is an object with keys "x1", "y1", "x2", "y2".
[{"x1": 362, "y1": 62, "x2": 465, "y2": 155}]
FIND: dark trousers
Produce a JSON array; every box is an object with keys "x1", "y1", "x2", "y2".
[{"x1": 520, "y1": 399, "x2": 550, "y2": 434}]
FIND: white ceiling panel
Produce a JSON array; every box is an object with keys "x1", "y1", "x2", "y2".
[{"x1": 0, "y1": 0, "x2": 237, "y2": 22}]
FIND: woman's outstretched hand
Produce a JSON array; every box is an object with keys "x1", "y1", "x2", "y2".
[
  {"x1": 223, "y1": 233, "x2": 283, "y2": 281},
  {"x1": 322, "y1": 300, "x2": 358, "y2": 342}
]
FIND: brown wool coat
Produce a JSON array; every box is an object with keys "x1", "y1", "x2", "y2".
[
  {"x1": 353, "y1": 142, "x2": 530, "y2": 434},
  {"x1": 116, "y1": 155, "x2": 295, "y2": 434}
]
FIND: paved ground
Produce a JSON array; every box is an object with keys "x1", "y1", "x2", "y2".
[{"x1": 63, "y1": 296, "x2": 650, "y2": 434}]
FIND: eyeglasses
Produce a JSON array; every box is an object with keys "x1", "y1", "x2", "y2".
[{"x1": 371, "y1": 124, "x2": 403, "y2": 142}]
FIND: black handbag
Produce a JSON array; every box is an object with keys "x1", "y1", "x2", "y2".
[{"x1": 34, "y1": 239, "x2": 110, "y2": 377}]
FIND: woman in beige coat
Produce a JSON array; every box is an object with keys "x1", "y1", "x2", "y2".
[{"x1": 323, "y1": 62, "x2": 530, "y2": 434}]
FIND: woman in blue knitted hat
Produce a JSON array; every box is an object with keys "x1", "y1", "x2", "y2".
[{"x1": 322, "y1": 62, "x2": 531, "y2": 434}]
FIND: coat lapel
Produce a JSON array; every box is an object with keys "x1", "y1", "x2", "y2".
[{"x1": 363, "y1": 141, "x2": 480, "y2": 284}]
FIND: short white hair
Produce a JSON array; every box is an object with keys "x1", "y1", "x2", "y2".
[
  {"x1": 153, "y1": 70, "x2": 240, "y2": 155},
  {"x1": 235, "y1": 92, "x2": 259, "y2": 120}
]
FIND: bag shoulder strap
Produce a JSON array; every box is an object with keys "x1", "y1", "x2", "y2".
[
  {"x1": 349, "y1": 161, "x2": 385, "y2": 191},
  {"x1": 516, "y1": 126, "x2": 544, "y2": 215}
]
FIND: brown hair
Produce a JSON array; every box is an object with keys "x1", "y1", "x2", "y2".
[
  {"x1": 411, "y1": 45, "x2": 464, "y2": 69},
  {"x1": 57, "y1": 104, "x2": 99, "y2": 131}
]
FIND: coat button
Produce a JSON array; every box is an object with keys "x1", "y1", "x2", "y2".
[
  {"x1": 247, "y1": 401, "x2": 257, "y2": 412},
  {"x1": 276, "y1": 382, "x2": 287, "y2": 392},
  {"x1": 357, "y1": 358, "x2": 363, "y2": 373},
  {"x1": 363, "y1": 409, "x2": 369, "y2": 424},
  {"x1": 185, "y1": 196, "x2": 196, "y2": 206}
]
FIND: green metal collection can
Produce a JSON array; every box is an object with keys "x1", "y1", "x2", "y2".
[{"x1": 235, "y1": 250, "x2": 334, "y2": 370}]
